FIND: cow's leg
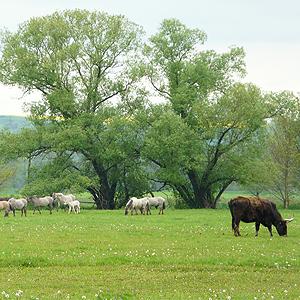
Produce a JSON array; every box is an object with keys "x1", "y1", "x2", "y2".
[
  {"x1": 267, "y1": 225, "x2": 273, "y2": 237},
  {"x1": 38, "y1": 208, "x2": 41, "y2": 214},
  {"x1": 24, "y1": 208, "x2": 27, "y2": 217},
  {"x1": 255, "y1": 222, "x2": 260, "y2": 236},
  {"x1": 233, "y1": 219, "x2": 241, "y2": 236},
  {"x1": 13, "y1": 209, "x2": 15, "y2": 217}
]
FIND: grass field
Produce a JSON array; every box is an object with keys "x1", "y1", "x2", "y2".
[{"x1": 0, "y1": 208, "x2": 299, "y2": 300}]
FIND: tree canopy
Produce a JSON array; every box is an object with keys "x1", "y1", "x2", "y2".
[
  {"x1": 0, "y1": 10, "x2": 145, "y2": 208},
  {"x1": 142, "y1": 19, "x2": 272, "y2": 207}
]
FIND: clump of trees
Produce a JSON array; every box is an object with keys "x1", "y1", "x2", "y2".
[{"x1": 0, "y1": 10, "x2": 299, "y2": 208}]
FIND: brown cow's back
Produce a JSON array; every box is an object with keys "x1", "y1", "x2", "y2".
[{"x1": 229, "y1": 196, "x2": 275, "y2": 221}]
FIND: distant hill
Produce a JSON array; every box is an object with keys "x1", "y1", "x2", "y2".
[{"x1": 0, "y1": 115, "x2": 30, "y2": 132}]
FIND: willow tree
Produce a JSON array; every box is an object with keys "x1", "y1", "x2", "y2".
[
  {"x1": 143, "y1": 19, "x2": 270, "y2": 208},
  {"x1": 0, "y1": 10, "x2": 144, "y2": 208}
]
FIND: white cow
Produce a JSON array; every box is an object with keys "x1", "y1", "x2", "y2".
[
  {"x1": 27, "y1": 196, "x2": 54, "y2": 214},
  {"x1": 65, "y1": 200, "x2": 80, "y2": 214},
  {"x1": 146, "y1": 196, "x2": 166, "y2": 215},
  {"x1": 5, "y1": 198, "x2": 27, "y2": 217},
  {"x1": 124, "y1": 197, "x2": 149, "y2": 215},
  {"x1": 52, "y1": 193, "x2": 76, "y2": 211}
]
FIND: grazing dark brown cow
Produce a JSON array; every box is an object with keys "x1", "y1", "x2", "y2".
[{"x1": 228, "y1": 196, "x2": 293, "y2": 237}]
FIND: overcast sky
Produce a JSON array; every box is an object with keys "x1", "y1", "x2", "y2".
[{"x1": 0, "y1": 0, "x2": 299, "y2": 116}]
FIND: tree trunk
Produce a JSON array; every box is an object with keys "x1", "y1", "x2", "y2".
[
  {"x1": 174, "y1": 182, "x2": 215, "y2": 208},
  {"x1": 174, "y1": 169, "x2": 232, "y2": 209},
  {"x1": 87, "y1": 186, "x2": 103, "y2": 209},
  {"x1": 187, "y1": 170, "x2": 215, "y2": 208},
  {"x1": 174, "y1": 184, "x2": 195, "y2": 207},
  {"x1": 88, "y1": 160, "x2": 117, "y2": 209},
  {"x1": 87, "y1": 184, "x2": 116, "y2": 209},
  {"x1": 196, "y1": 187, "x2": 215, "y2": 208}
]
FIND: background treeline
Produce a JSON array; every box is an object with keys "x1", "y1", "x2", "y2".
[{"x1": 0, "y1": 10, "x2": 300, "y2": 209}]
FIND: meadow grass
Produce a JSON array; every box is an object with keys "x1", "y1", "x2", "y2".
[{"x1": 0, "y1": 208, "x2": 299, "y2": 299}]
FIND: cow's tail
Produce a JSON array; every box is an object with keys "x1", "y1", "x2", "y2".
[
  {"x1": 228, "y1": 199, "x2": 234, "y2": 212},
  {"x1": 228, "y1": 199, "x2": 235, "y2": 230},
  {"x1": 162, "y1": 200, "x2": 166, "y2": 210}
]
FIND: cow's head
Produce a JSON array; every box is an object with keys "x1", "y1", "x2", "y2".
[
  {"x1": 275, "y1": 221, "x2": 287, "y2": 236},
  {"x1": 275, "y1": 218, "x2": 293, "y2": 236},
  {"x1": 124, "y1": 199, "x2": 133, "y2": 215}
]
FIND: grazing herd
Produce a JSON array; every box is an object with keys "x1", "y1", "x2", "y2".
[
  {"x1": 0, "y1": 193, "x2": 80, "y2": 217},
  {"x1": 52, "y1": 193, "x2": 81, "y2": 213},
  {"x1": 0, "y1": 192, "x2": 295, "y2": 238},
  {"x1": 124, "y1": 196, "x2": 166, "y2": 215}
]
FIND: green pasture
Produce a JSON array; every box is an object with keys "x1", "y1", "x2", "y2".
[{"x1": 0, "y1": 208, "x2": 299, "y2": 300}]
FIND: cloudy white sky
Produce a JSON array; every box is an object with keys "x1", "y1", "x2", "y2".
[{"x1": 0, "y1": 0, "x2": 299, "y2": 116}]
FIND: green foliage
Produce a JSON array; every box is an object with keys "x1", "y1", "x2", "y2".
[
  {"x1": 0, "y1": 10, "x2": 143, "y2": 108},
  {"x1": 143, "y1": 107, "x2": 200, "y2": 184},
  {"x1": 239, "y1": 92, "x2": 300, "y2": 206},
  {"x1": 22, "y1": 153, "x2": 91, "y2": 196},
  {"x1": 266, "y1": 115, "x2": 300, "y2": 206}
]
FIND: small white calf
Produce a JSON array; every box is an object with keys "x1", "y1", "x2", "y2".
[{"x1": 65, "y1": 200, "x2": 80, "y2": 214}]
